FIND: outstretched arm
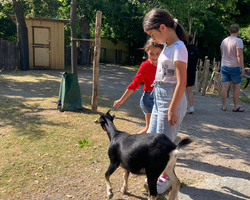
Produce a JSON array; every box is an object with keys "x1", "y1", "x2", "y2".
[{"x1": 113, "y1": 89, "x2": 134, "y2": 107}]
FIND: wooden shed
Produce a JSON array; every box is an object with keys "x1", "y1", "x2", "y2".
[{"x1": 11, "y1": 15, "x2": 70, "y2": 69}]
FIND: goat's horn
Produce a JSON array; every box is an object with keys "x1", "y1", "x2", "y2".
[{"x1": 107, "y1": 109, "x2": 111, "y2": 114}]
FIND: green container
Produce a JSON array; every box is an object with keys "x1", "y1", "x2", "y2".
[{"x1": 57, "y1": 72, "x2": 83, "y2": 111}]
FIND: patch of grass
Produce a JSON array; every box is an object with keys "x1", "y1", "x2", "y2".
[
  {"x1": 180, "y1": 178, "x2": 197, "y2": 188},
  {"x1": 0, "y1": 70, "x2": 144, "y2": 198}
]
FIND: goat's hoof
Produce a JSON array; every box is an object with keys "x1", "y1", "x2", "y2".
[
  {"x1": 148, "y1": 196, "x2": 157, "y2": 200},
  {"x1": 120, "y1": 187, "x2": 127, "y2": 194},
  {"x1": 107, "y1": 192, "x2": 114, "y2": 199}
]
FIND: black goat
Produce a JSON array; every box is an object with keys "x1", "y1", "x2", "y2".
[{"x1": 94, "y1": 110, "x2": 192, "y2": 200}]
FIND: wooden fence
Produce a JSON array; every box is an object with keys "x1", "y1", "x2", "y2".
[
  {"x1": 195, "y1": 56, "x2": 222, "y2": 96},
  {"x1": 0, "y1": 38, "x2": 20, "y2": 70}
]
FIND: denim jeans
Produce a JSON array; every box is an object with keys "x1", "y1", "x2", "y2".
[
  {"x1": 147, "y1": 83, "x2": 187, "y2": 142},
  {"x1": 140, "y1": 91, "x2": 154, "y2": 114}
]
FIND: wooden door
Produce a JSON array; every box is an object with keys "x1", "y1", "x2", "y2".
[{"x1": 32, "y1": 26, "x2": 50, "y2": 69}]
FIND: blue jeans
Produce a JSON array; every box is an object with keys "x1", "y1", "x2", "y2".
[
  {"x1": 147, "y1": 83, "x2": 187, "y2": 142},
  {"x1": 140, "y1": 92, "x2": 154, "y2": 114}
]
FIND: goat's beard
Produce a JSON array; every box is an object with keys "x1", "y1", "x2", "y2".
[{"x1": 101, "y1": 124, "x2": 106, "y2": 131}]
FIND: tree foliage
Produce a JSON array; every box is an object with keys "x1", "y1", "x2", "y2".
[{"x1": 1, "y1": 0, "x2": 250, "y2": 64}]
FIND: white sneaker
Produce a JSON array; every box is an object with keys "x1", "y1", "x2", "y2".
[
  {"x1": 157, "y1": 175, "x2": 171, "y2": 194},
  {"x1": 187, "y1": 106, "x2": 194, "y2": 114}
]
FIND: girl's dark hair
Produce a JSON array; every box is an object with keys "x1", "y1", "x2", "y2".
[
  {"x1": 144, "y1": 38, "x2": 164, "y2": 51},
  {"x1": 143, "y1": 9, "x2": 187, "y2": 45},
  {"x1": 188, "y1": 35, "x2": 194, "y2": 44}
]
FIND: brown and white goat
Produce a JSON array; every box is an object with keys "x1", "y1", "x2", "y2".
[{"x1": 94, "y1": 110, "x2": 192, "y2": 200}]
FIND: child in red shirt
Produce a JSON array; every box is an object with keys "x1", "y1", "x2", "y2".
[{"x1": 113, "y1": 38, "x2": 163, "y2": 133}]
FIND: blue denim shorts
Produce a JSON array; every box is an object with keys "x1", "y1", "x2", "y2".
[
  {"x1": 140, "y1": 91, "x2": 154, "y2": 114},
  {"x1": 221, "y1": 66, "x2": 242, "y2": 84}
]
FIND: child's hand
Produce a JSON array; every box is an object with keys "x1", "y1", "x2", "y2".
[
  {"x1": 168, "y1": 110, "x2": 178, "y2": 126},
  {"x1": 113, "y1": 100, "x2": 122, "y2": 107}
]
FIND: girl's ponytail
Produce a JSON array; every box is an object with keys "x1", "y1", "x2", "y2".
[{"x1": 175, "y1": 23, "x2": 188, "y2": 45}]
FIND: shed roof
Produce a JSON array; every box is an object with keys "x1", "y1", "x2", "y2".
[{"x1": 10, "y1": 15, "x2": 70, "y2": 25}]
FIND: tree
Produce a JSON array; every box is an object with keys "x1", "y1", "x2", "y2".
[
  {"x1": 12, "y1": 0, "x2": 29, "y2": 71},
  {"x1": 0, "y1": 2, "x2": 16, "y2": 41},
  {"x1": 160, "y1": 0, "x2": 242, "y2": 60}
]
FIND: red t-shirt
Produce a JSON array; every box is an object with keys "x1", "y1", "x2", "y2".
[{"x1": 127, "y1": 60, "x2": 156, "y2": 92}]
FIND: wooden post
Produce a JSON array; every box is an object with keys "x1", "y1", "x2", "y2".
[
  {"x1": 194, "y1": 70, "x2": 199, "y2": 94},
  {"x1": 91, "y1": 11, "x2": 102, "y2": 113},
  {"x1": 206, "y1": 61, "x2": 217, "y2": 92},
  {"x1": 198, "y1": 59, "x2": 203, "y2": 78},
  {"x1": 202, "y1": 59, "x2": 210, "y2": 96},
  {"x1": 199, "y1": 56, "x2": 208, "y2": 92},
  {"x1": 212, "y1": 61, "x2": 220, "y2": 93},
  {"x1": 194, "y1": 59, "x2": 201, "y2": 94},
  {"x1": 240, "y1": 89, "x2": 250, "y2": 101},
  {"x1": 206, "y1": 72, "x2": 215, "y2": 92}
]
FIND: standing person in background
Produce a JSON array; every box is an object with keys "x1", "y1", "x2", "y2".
[
  {"x1": 220, "y1": 24, "x2": 245, "y2": 112},
  {"x1": 186, "y1": 35, "x2": 199, "y2": 114},
  {"x1": 143, "y1": 8, "x2": 188, "y2": 194},
  {"x1": 113, "y1": 38, "x2": 163, "y2": 133}
]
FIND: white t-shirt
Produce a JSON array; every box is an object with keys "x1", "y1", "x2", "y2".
[
  {"x1": 155, "y1": 40, "x2": 188, "y2": 84},
  {"x1": 220, "y1": 36, "x2": 243, "y2": 68}
]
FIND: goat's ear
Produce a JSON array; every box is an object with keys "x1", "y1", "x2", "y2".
[
  {"x1": 111, "y1": 113, "x2": 115, "y2": 118},
  {"x1": 107, "y1": 109, "x2": 111, "y2": 115}
]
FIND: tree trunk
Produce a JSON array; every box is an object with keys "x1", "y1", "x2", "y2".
[
  {"x1": 70, "y1": 0, "x2": 77, "y2": 74},
  {"x1": 79, "y1": 18, "x2": 90, "y2": 66},
  {"x1": 12, "y1": 0, "x2": 29, "y2": 71}
]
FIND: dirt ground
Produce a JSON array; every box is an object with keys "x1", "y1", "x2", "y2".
[{"x1": 1, "y1": 64, "x2": 250, "y2": 200}]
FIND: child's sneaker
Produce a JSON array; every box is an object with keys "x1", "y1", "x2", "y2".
[
  {"x1": 187, "y1": 106, "x2": 194, "y2": 114},
  {"x1": 157, "y1": 175, "x2": 171, "y2": 194}
]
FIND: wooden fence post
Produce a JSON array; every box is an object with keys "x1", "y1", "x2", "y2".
[
  {"x1": 91, "y1": 11, "x2": 102, "y2": 113},
  {"x1": 195, "y1": 59, "x2": 202, "y2": 94},
  {"x1": 198, "y1": 59, "x2": 203, "y2": 77},
  {"x1": 194, "y1": 70, "x2": 199, "y2": 94},
  {"x1": 206, "y1": 73, "x2": 215, "y2": 92},
  {"x1": 202, "y1": 59, "x2": 210, "y2": 96},
  {"x1": 199, "y1": 56, "x2": 208, "y2": 92}
]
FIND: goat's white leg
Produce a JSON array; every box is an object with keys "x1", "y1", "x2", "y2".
[
  {"x1": 165, "y1": 151, "x2": 180, "y2": 200},
  {"x1": 148, "y1": 195, "x2": 157, "y2": 200},
  {"x1": 121, "y1": 170, "x2": 129, "y2": 194},
  {"x1": 105, "y1": 162, "x2": 120, "y2": 199},
  {"x1": 105, "y1": 175, "x2": 114, "y2": 199}
]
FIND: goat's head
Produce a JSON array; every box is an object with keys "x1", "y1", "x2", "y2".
[{"x1": 94, "y1": 109, "x2": 115, "y2": 131}]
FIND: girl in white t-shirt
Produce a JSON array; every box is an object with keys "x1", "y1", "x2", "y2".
[{"x1": 143, "y1": 8, "x2": 188, "y2": 195}]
